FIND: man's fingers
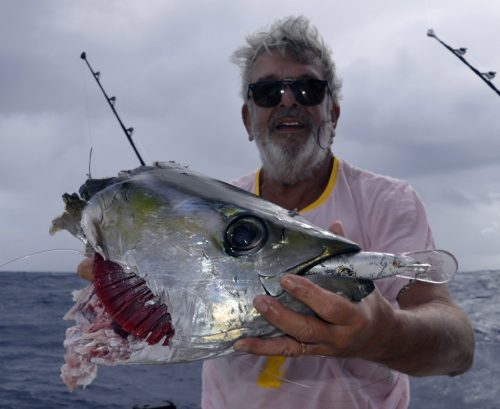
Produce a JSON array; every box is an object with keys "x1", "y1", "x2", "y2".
[
  {"x1": 280, "y1": 275, "x2": 359, "y2": 325},
  {"x1": 77, "y1": 257, "x2": 94, "y2": 281},
  {"x1": 329, "y1": 220, "x2": 345, "y2": 236},
  {"x1": 251, "y1": 279, "x2": 360, "y2": 345},
  {"x1": 252, "y1": 294, "x2": 333, "y2": 343},
  {"x1": 233, "y1": 336, "x2": 304, "y2": 357},
  {"x1": 233, "y1": 336, "x2": 332, "y2": 357}
]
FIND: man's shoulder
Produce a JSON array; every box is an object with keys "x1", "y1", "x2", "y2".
[
  {"x1": 230, "y1": 170, "x2": 258, "y2": 192},
  {"x1": 339, "y1": 159, "x2": 412, "y2": 195}
]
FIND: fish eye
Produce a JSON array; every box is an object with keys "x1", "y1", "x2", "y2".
[{"x1": 224, "y1": 215, "x2": 267, "y2": 256}]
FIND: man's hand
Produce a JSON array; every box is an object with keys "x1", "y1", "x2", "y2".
[
  {"x1": 233, "y1": 274, "x2": 394, "y2": 359},
  {"x1": 328, "y1": 220, "x2": 345, "y2": 237},
  {"x1": 77, "y1": 257, "x2": 94, "y2": 281},
  {"x1": 233, "y1": 219, "x2": 395, "y2": 360},
  {"x1": 233, "y1": 219, "x2": 474, "y2": 377}
]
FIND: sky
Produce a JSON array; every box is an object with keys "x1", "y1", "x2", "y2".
[{"x1": 0, "y1": 0, "x2": 499, "y2": 273}]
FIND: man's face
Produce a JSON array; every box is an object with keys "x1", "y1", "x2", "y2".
[{"x1": 243, "y1": 52, "x2": 338, "y2": 184}]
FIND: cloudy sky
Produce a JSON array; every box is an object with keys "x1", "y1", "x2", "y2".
[{"x1": 1, "y1": 0, "x2": 499, "y2": 273}]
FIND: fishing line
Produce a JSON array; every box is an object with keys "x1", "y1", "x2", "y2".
[
  {"x1": 315, "y1": 120, "x2": 334, "y2": 151},
  {"x1": 80, "y1": 60, "x2": 95, "y2": 178},
  {"x1": 0, "y1": 249, "x2": 84, "y2": 271},
  {"x1": 88, "y1": 147, "x2": 93, "y2": 179}
]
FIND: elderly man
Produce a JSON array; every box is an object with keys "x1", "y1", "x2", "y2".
[
  {"x1": 200, "y1": 16, "x2": 474, "y2": 409},
  {"x1": 78, "y1": 15, "x2": 474, "y2": 409}
]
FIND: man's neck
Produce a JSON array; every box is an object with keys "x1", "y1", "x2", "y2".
[{"x1": 259, "y1": 154, "x2": 334, "y2": 211}]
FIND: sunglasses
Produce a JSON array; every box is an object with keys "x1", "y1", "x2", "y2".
[{"x1": 247, "y1": 78, "x2": 331, "y2": 108}]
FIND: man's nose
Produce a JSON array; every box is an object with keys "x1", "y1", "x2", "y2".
[{"x1": 280, "y1": 85, "x2": 297, "y2": 107}]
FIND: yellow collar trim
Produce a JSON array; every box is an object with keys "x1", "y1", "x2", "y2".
[
  {"x1": 255, "y1": 169, "x2": 261, "y2": 196},
  {"x1": 254, "y1": 157, "x2": 339, "y2": 213}
]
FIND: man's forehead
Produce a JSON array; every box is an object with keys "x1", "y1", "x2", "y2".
[{"x1": 249, "y1": 51, "x2": 324, "y2": 82}]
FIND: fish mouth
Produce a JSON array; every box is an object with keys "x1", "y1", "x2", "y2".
[
  {"x1": 61, "y1": 258, "x2": 175, "y2": 391},
  {"x1": 259, "y1": 248, "x2": 374, "y2": 301},
  {"x1": 92, "y1": 254, "x2": 175, "y2": 346},
  {"x1": 258, "y1": 248, "x2": 339, "y2": 297}
]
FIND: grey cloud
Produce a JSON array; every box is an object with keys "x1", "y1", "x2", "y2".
[{"x1": 1, "y1": 1, "x2": 500, "y2": 273}]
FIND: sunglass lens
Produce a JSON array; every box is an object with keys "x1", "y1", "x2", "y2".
[
  {"x1": 249, "y1": 79, "x2": 327, "y2": 107},
  {"x1": 293, "y1": 80, "x2": 326, "y2": 106},
  {"x1": 251, "y1": 82, "x2": 282, "y2": 107}
]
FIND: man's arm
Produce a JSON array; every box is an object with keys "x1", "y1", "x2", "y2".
[
  {"x1": 233, "y1": 221, "x2": 475, "y2": 377},
  {"x1": 389, "y1": 280, "x2": 475, "y2": 376},
  {"x1": 233, "y1": 275, "x2": 474, "y2": 377}
]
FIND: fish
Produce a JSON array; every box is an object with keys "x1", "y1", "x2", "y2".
[{"x1": 50, "y1": 161, "x2": 457, "y2": 390}]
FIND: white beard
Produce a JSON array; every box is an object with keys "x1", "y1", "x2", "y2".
[{"x1": 253, "y1": 120, "x2": 334, "y2": 185}]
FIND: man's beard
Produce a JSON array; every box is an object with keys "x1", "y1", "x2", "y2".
[{"x1": 252, "y1": 109, "x2": 334, "y2": 185}]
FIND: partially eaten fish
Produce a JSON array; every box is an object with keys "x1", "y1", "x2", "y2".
[{"x1": 51, "y1": 161, "x2": 457, "y2": 390}]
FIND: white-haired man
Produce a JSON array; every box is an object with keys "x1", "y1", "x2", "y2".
[
  {"x1": 201, "y1": 16, "x2": 474, "y2": 409},
  {"x1": 78, "y1": 15, "x2": 474, "y2": 409}
]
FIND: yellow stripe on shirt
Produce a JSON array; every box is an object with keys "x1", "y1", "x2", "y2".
[
  {"x1": 256, "y1": 356, "x2": 287, "y2": 388},
  {"x1": 301, "y1": 156, "x2": 338, "y2": 213},
  {"x1": 253, "y1": 158, "x2": 339, "y2": 388},
  {"x1": 254, "y1": 157, "x2": 339, "y2": 214}
]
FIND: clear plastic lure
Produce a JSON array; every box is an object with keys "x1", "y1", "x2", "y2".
[{"x1": 309, "y1": 249, "x2": 458, "y2": 284}]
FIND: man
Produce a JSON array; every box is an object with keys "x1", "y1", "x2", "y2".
[
  {"x1": 78, "y1": 16, "x2": 474, "y2": 409},
  {"x1": 200, "y1": 16, "x2": 474, "y2": 408}
]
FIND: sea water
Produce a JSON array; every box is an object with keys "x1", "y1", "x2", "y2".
[{"x1": 0, "y1": 270, "x2": 498, "y2": 409}]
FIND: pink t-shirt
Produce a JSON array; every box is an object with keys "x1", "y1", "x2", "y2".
[{"x1": 202, "y1": 158, "x2": 434, "y2": 409}]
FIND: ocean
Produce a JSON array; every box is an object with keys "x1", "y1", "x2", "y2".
[{"x1": 0, "y1": 270, "x2": 498, "y2": 409}]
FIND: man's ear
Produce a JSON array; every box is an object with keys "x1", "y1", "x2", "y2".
[
  {"x1": 331, "y1": 104, "x2": 340, "y2": 128},
  {"x1": 242, "y1": 104, "x2": 254, "y2": 141}
]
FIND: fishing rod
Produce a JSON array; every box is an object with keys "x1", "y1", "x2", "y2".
[
  {"x1": 427, "y1": 29, "x2": 499, "y2": 98},
  {"x1": 80, "y1": 52, "x2": 146, "y2": 166}
]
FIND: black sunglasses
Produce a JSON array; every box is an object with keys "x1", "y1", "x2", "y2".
[{"x1": 247, "y1": 78, "x2": 331, "y2": 108}]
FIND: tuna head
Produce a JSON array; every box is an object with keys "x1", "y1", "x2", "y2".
[{"x1": 52, "y1": 162, "x2": 366, "y2": 366}]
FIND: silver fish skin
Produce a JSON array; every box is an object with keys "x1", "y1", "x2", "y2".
[
  {"x1": 51, "y1": 162, "x2": 367, "y2": 364},
  {"x1": 51, "y1": 161, "x2": 455, "y2": 375}
]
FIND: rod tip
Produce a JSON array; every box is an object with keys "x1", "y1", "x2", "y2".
[{"x1": 80, "y1": 52, "x2": 87, "y2": 60}]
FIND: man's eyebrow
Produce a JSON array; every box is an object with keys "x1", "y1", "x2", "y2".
[
  {"x1": 255, "y1": 74, "x2": 279, "y2": 82},
  {"x1": 254, "y1": 73, "x2": 321, "y2": 82}
]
